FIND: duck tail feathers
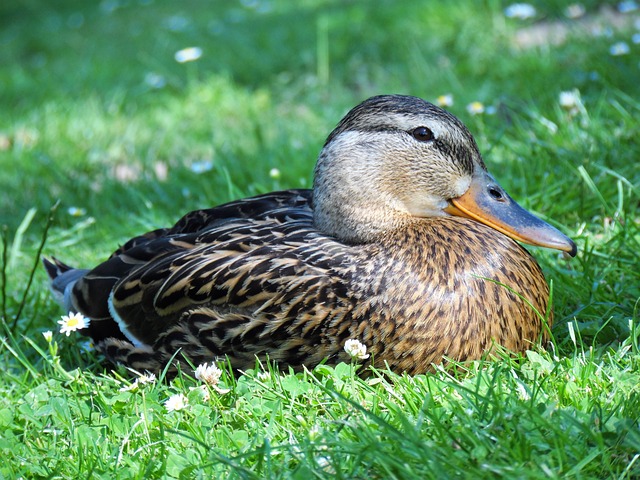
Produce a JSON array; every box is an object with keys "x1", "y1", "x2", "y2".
[{"x1": 42, "y1": 257, "x2": 89, "y2": 313}]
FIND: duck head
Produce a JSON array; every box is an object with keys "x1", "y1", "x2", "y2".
[{"x1": 313, "y1": 94, "x2": 576, "y2": 256}]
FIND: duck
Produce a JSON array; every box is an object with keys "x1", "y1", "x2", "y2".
[{"x1": 44, "y1": 94, "x2": 576, "y2": 375}]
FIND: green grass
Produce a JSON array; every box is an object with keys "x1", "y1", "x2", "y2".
[{"x1": 1, "y1": 0, "x2": 640, "y2": 477}]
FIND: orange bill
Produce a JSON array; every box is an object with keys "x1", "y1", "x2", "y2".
[{"x1": 444, "y1": 171, "x2": 577, "y2": 257}]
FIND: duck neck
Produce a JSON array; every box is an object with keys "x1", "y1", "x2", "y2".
[{"x1": 312, "y1": 134, "x2": 409, "y2": 244}]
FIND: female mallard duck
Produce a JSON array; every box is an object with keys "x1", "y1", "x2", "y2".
[{"x1": 45, "y1": 95, "x2": 576, "y2": 375}]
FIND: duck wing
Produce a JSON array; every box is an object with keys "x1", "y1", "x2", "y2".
[{"x1": 71, "y1": 189, "x2": 356, "y2": 359}]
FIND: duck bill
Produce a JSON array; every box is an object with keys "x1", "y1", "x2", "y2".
[{"x1": 444, "y1": 172, "x2": 577, "y2": 257}]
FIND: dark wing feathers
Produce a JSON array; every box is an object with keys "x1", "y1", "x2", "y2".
[
  {"x1": 72, "y1": 189, "x2": 361, "y2": 356},
  {"x1": 164, "y1": 189, "x2": 313, "y2": 236},
  {"x1": 111, "y1": 219, "x2": 352, "y2": 345}
]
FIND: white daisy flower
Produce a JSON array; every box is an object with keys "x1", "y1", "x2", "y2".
[
  {"x1": 466, "y1": 101, "x2": 485, "y2": 115},
  {"x1": 57, "y1": 312, "x2": 90, "y2": 336},
  {"x1": 165, "y1": 393, "x2": 188, "y2": 412},
  {"x1": 559, "y1": 90, "x2": 580, "y2": 109},
  {"x1": 344, "y1": 339, "x2": 370, "y2": 360},
  {"x1": 140, "y1": 372, "x2": 156, "y2": 383},
  {"x1": 67, "y1": 206, "x2": 86, "y2": 217},
  {"x1": 269, "y1": 168, "x2": 281, "y2": 179},
  {"x1": 139, "y1": 373, "x2": 156, "y2": 385},
  {"x1": 435, "y1": 94, "x2": 454, "y2": 108},
  {"x1": 559, "y1": 90, "x2": 585, "y2": 117},
  {"x1": 174, "y1": 47, "x2": 202, "y2": 63}
]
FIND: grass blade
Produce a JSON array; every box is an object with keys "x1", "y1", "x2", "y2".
[{"x1": 12, "y1": 202, "x2": 59, "y2": 331}]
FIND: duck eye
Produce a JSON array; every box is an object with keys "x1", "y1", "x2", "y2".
[{"x1": 411, "y1": 126, "x2": 434, "y2": 142}]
